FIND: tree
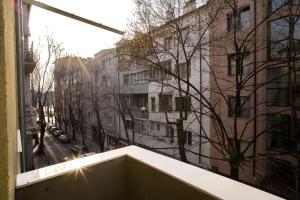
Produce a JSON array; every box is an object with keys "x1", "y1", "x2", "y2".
[
  {"x1": 125, "y1": 0, "x2": 299, "y2": 193},
  {"x1": 31, "y1": 33, "x2": 64, "y2": 154}
]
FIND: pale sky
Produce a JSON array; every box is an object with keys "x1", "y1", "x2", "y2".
[{"x1": 29, "y1": 0, "x2": 135, "y2": 58}]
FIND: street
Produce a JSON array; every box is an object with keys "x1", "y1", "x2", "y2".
[{"x1": 33, "y1": 129, "x2": 74, "y2": 169}]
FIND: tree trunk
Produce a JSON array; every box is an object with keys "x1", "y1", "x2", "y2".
[
  {"x1": 37, "y1": 103, "x2": 46, "y2": 154},
  {"x1": 177, "y1": 119, "x2": 188, "y2": 163},
  {"x1": 230, "y1": 162, "x2": 239, "y2": 180}
]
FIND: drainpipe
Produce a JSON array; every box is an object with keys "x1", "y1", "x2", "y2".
[
  {"x1": 15, "y1": 0, "x2": 27, "y2": 172},
  {"x1": 252, "y1": 0, "x2": 257, "y2": 177},
  {"x1": 199, "y1": 48, "x2": 203, "y2": 164}
]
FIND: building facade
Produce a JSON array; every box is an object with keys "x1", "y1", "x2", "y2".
[{"x1": 208, "y1": 0, "x2": 300, "y2": 198}]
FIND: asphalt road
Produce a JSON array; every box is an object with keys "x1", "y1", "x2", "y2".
[{"x1": 44, "y1": 130, "x2": 73, "y2": 164}]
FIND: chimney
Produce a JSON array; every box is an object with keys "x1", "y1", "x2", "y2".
[{"x1": 183, "y1": 0, "x2": 196, "y2": 14}]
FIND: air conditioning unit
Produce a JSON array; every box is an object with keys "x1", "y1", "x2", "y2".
[{"x1": 140, "y1": 107, "x2": 147, "y2": 111}]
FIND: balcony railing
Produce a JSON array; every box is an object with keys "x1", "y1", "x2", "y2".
[{"x1": 16, "y1": 146, "x2": 283, "y2": 200}]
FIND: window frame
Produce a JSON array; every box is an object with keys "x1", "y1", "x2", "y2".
[
  {"x1": 228, "y1": 96, "x2": 251, "y2": 118},
  {"x1": 266, "y1": 114, "x2": 297, "y2": 152}
]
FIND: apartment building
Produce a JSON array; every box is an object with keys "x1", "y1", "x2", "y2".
[
  {"x1": 85, "y1": 48, "x2": 121, "y2": 151},
  {"x1": 208, "y1": 0, "x2": 300, "y2": 197},
  {"x1": 54, "y1": 56, "x2": 102, "y2": 151},
  {"x1": 114, "y1": 0, "x2": 211, "y2": 167}
]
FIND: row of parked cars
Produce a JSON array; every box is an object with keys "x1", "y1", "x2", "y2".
[
  {"x1": 47, "y1": 125, "x2": 71, "y2": 143},
  {"x1": 46, "y1": 124, "x2": 96, "y2": 159}
]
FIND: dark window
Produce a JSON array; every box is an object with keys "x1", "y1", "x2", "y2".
[
  {"x1": 271, "y1": 0, "x2": 300, "y2": 12},
  {"x1": 267, "y1": 115, "x2": 296, "y2": 151},
  {"x1": 266, "y1": 158, "x2": 296, "y2": 188},
  {"x1": 123, "y1": 74, "x2": 129, "y2": 85},
  {"x1": 151, "y1": 97, "x2": 156, "y2": 112},
  {"x1": 228, "y1": 96, "x2": 251, "y2": 118},
  {"x1": 126, "y1": 120, "x2": 133, "y2": 130},
  {"x1": 167, "y1": 126, "x2": 174, "y2": 143},
  {"x1": 228, "y1": 6, "x2": 250, "y2": 32},
  {"x1": 228, "y1": 54, "x2": 251, "y2": 75},
  {"x1": 159, "y1": 94, "x2": 172, "y2": 112},
  {"x1": 267, "y1": 67, "x2": 300, "y2": 107},
  {"x1": 267, "y1": 67, "x2": 289, "y2": 106},
  {"x1": 181, "y1": 26, "x2": 190, "y2": 43},
  {"x1": 184, "y1": 131, "x2": 192, "y2": 145},
  {"x1": 175, "y1": 96, "x2": 192, "y2": 111},
  {"x1": 151, "y1": 60, "x2": 172, "y2": 81},
  {"x1": 164, "y1": 36, "x2": 172, "y2": 49},
  {"x1": 177, "y1": 63, "x2": 191, "y2": 79},
  {"x1": 269, "y1": 16, "x2": 300, "y2": 59}
]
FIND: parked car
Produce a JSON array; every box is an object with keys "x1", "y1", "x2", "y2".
[
  {"x1": 46, "y1": 125, "x2": 53, "y2": 132},
  {"x1": 49, "y1": 126, "x2": 57, "y2": 133},
  {"x1": 58, "y1": 134, "x2": 71, "y2": 143},
  {"x1": 80, "y1": 152, "x2": 96, "y2": 158},
  {"x1": 70, "y1": 144, "x2": 88, "y2": 158},
  {"x1": 53, "y1": 129, "x2": 64, "y2": 138}
]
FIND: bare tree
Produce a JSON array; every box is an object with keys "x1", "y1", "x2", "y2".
[
  {"x1": 31, "y1": 34, "x2": 64, "y2": 154},
  {"x1": 123, "y1": 1, "x2": 299, "y2": 195}
]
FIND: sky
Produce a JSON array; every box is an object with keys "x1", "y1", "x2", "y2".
[{"x1": 29, "y1": 0, "x2": 135, "y2": 58}]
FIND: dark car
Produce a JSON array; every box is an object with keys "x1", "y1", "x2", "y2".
[
  {"x1": 49, "y1": 126, "x2": 57, "y2": 133},
  {"x1": 46, "y1": 125, "x2": 53, "y2": 132},
  {"x1": 53, "y1": 129, "x2": 64, "y2": 138},
  {"x1": 58, "y1": 134, "x2": 71, "y2": 143},
  {"x1": 70, "y1": 144, "x2": 88, "y2": 158}
]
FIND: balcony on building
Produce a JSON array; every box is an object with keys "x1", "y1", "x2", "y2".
[
  {"x1": 16, "y1": 146, "x2": 282, "y2": 200},
  {"x1": 122, "y1": 94, "x2": 149, "y2": 119}
]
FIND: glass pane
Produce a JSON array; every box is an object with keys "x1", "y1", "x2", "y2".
[
  {"x1": 270, "y1": 17, "x2": 289, "y2": 58},
  {"x1": 267, "y1": 67, "x2": 289, "y2": 88},
  {"x1": 229, "y1": 55, "x2": 236, "y2": 75},
  {"x1": 240, "y1": 7, "x2": 250, "y2": 29},
  {"x1": 271, "y1": 0, "x2": 287, "y2": 12},
  {"x1": 267, "y1": 88, "x2": 289, "y2": 106},
  {"x1": 267, "y1": 115, "x2": 294, "y2": 151}
]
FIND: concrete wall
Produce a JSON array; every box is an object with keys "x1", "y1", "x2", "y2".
[{"x1": 0, "y1": 1, "x2": 18, "y2": 199}]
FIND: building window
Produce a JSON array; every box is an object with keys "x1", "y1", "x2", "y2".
[
  {"x1": 167, "y1": 125, "x2": 175, "y2": 143},
  {"x1": 150, "y1": 121, "x2": 154, "y2": 131},
  {"x1": 181, "y1": 26, "x2": 190, "y2": 43},
  {"x1": 164, "y1": 36, "x2": 172, "y2": 49},
  {"x1": 267, "y1": 67, "x2": 289, "y2": 106},
  {"x1": 228, "y1": 54, "x2": 251, "y2": 75},
  {"x1": 175, "y1": 96, "x2": 191, "y2": 111},
  {"x1": 267, "y1": 67, "x2": 300, "y2": 107},
  {"x1": 125, "y1": 120, "x2": 133, "y2": 130},
  {"x1": 228, "y1": 6, "x2": 250, "y2": 32},
  {"x1": 240, "y1": 7, "x2": 250, "y2": 29},
  {"x1": 105, "y1": 78, "x2": 111, "y2": 87},
  {"x1": 159, "y1": 94, "x2": 172, "y2": 112},
  {"x1": 123, "y1": 74, "x2": 129, "y2": 85},
  {"x1": 184, "y1": 131, "x2": 192, "y2": 145},
  {"x1": 151, "y1": 60, "x2": 172, "y2": 81},
  {"x1": 157, "y1": 123, "x2": 160, "y2": 131},
  {"x1": 108, "y1": 116, "x2": 113, "y2": 126},
  {"x1": 228, "y1": 96, "x2": 251, "y2": 118},
  {"x1": 269, "y1": 16, "x2": 300, "y2": 59},
  {"x1": 151, "y1": 97, "x2": 156, "y2": 112},
  {"x1": 271, "y1": 0, "x2": 300, "y2": 12},
  {"x1": 177, "y1": 63, "x2": 191, "y2": 79},
  {"x1": 105, "y1": 96, "x2": 112, "y2": 106},
  {"x1": 267, "y1": 115, "x2": 296, "y2": 151},
  {"x1": 266, "y1": 158, "x2": 296, "y2": 188}
]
